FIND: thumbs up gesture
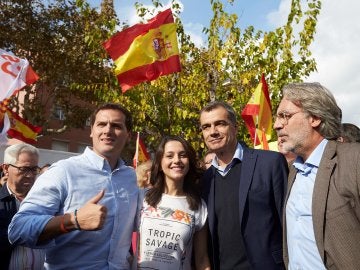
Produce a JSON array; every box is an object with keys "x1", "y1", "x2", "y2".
[{"x1": 75, "y1": 190, "x2": 107, "y2": 231}]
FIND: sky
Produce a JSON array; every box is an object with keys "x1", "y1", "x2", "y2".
[{"x1": 90, "y1": 0, "x2": 360, "y2": 127}]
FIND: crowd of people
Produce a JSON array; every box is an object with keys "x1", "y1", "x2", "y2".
[{"x1": 1, "y1": 82, "x2": 360, "y2": 270}]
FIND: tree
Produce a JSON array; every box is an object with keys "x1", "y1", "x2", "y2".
[
  {"x1": 0, "y1": 0, "x2": 321, "y2": 156},
  {"x1": 0, "y1": 0, "x2": 119, "y2": 134},
  {"x1": 109, "y1": 0, "x2": 321, "y2": 154}
]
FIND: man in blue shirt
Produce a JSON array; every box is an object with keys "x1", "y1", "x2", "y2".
[
  {"x1": 274, "y1": 82, "x2": 360, "y2": 269},
  {"x1": 9, "y1": 103, "x2": 139, "y2": 270}
]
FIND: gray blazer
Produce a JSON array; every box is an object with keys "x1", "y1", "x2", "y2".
[{"x1": 283, "y1": 140, "x2": 360, "y2": 269}]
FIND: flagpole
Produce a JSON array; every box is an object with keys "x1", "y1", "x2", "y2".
[
  {"x1": 254, "y1": 115, "x2": 258, "y2": 148},
  {"x1": 134, "y1": 132, "x2": 140, "y2": 168}
]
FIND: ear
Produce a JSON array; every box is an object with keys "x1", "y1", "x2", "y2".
[
  {"x1": 127, "y1": 131, "x2": 131, "y2": 143},
  {"x1": 310, "y1": 116, "x2": 322, "y2": 128},
  {"x1": 2, "y1": 164, "x2": 9, "y2": 176}
]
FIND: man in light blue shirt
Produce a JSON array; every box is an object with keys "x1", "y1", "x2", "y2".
[
  {"x1": 9, "y1": 103, "x2": 139, "y2": 270},
  {"x1": 274, "y1": 82, "x2": 360, "y2": 269}
]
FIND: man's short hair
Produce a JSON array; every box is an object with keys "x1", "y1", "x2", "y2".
[
  {"x1": 200, "y1": 101, "x2": 237, "y2": 126},
  {"x1": 340, "y1": 123, "x2": 360, "y2": 142},
  {"x1": 90, "y1": 103, "x2": 133, "y2": 131},
  {"x1": 4, "y1": 143, "x2": 39, "y2": 165}
]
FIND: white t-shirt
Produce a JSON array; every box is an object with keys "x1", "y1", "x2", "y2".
[{"x1": 137, "y1": 193, "x2": 208, "y2": 270}]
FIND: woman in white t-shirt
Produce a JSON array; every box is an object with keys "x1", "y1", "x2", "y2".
[{"x1": 136, "y1": 135, "x2": 210, "y2": 270}]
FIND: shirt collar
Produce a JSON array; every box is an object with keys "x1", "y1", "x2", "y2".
[
  {"x1": 85, "y1": 147, "x2": 124, "y2": 172},
  {"x1": 293, "y1": 139, "x2": 328, "y2": 173},
  {"x1": 212, "y1": 142, "x2": 243, "y2": 168}
]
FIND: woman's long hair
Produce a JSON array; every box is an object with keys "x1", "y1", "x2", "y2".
[{"x1": 145, "y1": 135, "x2": 202, "y2": 210}]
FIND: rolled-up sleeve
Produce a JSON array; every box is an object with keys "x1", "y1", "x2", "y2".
[{"x1": 8, "y1": 165, "x2": 67, "y2": 248}]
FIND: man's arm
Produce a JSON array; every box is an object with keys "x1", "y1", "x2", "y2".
[{"x1": 37, "y1": 190, "x2": 107, "y2": 244}]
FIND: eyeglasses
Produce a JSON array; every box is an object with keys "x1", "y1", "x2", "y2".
[
  {"x1": 9, "y1": 164, "x2": 40, "y2": 175},
  {"x1": 274, "y1": 111, "x2": 302, "y2": 125}
]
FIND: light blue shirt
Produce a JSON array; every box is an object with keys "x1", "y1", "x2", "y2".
[
  {"x1": 9, "y1": 147, "x2": 139, "y2": 270},
  {"x1": 286, "y1": 139, "x2": 328, "y2": 270},
  {"x1": 212, "y1": 142, "x2": 243, "y2": 176}
]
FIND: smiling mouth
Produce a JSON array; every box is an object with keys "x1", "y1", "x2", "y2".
[
  {"x1": 209, "y1": 138, "x2": 223, "y2": 143},
  {"x1": 171, "y1": 166, "x2": 184, "y2": 170},
  {"x1": 101, "y1": 138, "x2": 114, "y2": 143}
]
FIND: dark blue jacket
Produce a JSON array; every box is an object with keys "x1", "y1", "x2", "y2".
[
  {"x1": 201, "y1": 142, "x2": 288, "y2": 270},
  {"x1": 0, "y1": 183, "x2": 17, "y2": 270}
]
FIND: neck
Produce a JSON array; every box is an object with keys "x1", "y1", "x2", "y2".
[
  {"x1": 164, "y1": 179, "x2": 184, "y2": 196},
  {"x1": 298, "y1": 136, "x2": 325, "y2": 161},
  {"x1": 216, "y1": 143, "x2": 237, "y2": 167},
  {"x1": 8, "y1": 185, "x2": 27, "y2": 201}
]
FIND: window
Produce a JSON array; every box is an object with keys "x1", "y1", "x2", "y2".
[
  {"x1": 77, "y1": 144, "x2": 90, "y2": 153},
  {"x1": 53, "y1": 106, "x2": 66, "y2": 120},
  {"x1": 52, "y1": 140, "x2": 69, "y2": 152}
]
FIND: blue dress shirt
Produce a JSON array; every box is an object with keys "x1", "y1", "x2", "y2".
[
  {"x1": 286, "y1": 139, "x2": 328, "y2": 270},
  {"x1": 9, "y1": 147, "x2": 139, "y2": 270}
]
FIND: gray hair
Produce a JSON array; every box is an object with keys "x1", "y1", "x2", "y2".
[
  {"x1": 200, "y1": 101, "x2": 237, "y2": 126},
  {"x1": 4, "y1": 143, "x2": 40, "y2": 165},
  {"x1": 282, "y1": 82, "x2": 342, "y2": 139}
]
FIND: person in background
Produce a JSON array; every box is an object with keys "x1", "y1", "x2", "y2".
[
  {"x1": 199, "y1": 101, "x2": 288, "y2": 270},
  {"x1": 277, "y1": 137, "x2": 296, "y2": 165},
  {"x1": 39, "y1": 163, "x2": 51, "y2": 174},
  {"x1": 8, "y1": 103, "x2": 139, "y2": 270},
  {"x1": 135, "y1": 160, "x2": 152, "y2": 188},
  {"x1": 337, "y1": 122, "x2": 360, "y2": 142},
  {"x1": 274, "y1": 82, "x2": 360, "y2": 269},
  {"x1": 0, "y1": 168, "x2": 7, "y2": 187},
  {"x1": 0, "y1": 143, "x2": 44, "y2": 270},
  {"x1": 135, "y1": 135, "x2": 210, "y2": 270},
  {"x1": 202, "y1": 150, "x2": 216, "y2": 170}
]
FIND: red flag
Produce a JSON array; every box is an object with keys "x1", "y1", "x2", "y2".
[
  {"x1": 0, "y1": 49, "x2": 39, "y2": 101},
  {"x1": 0, "y1": 104, "x2": 42, "y2": 144},
  {"x1": 241, "y1": 74, "x2": 272, "y2": 149},
  {"x1": 103, "y1": 9, "x2": 181, "y2": 92},
  {"x1": 133, "y1": 132, "x2": 150, "y2": 168}
]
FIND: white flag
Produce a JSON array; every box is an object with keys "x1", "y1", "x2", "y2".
[{"x1": 0, "y1": 49, "x2": 39, "y2": 101}]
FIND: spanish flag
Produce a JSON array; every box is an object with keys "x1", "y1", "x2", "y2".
[
  {"x1": 133, "y1": 132, "x2": 150, "y2": 168},
  {"x1": 241, "y1": 74, "x2": 272, "y2": 149},
  {"x1": 103, "y1": 8, "x2": 181, "y2": 92},
  {"x1": 0, "y1": 102, "x2": 42, "y2": 144}
]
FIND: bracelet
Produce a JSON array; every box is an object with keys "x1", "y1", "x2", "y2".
[
  {"x1": 60, "y1": 214, "x2": 69, "y2": 233},
  {"x1": 74, "y1": 209, "x2": 81, "y2": 230}
]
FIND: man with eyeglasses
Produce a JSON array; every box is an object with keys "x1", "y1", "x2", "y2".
[
  {"x1": 274, "y1": 82, "x2": 360, "y2": 269},
  {"x1": 199, "y1": 101, "x2": 288, "y2": 270},
  {"x1": 0, "y1": 143, "x2": 44, "y2": 270}
]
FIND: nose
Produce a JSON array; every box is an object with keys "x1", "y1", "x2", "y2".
[
  {"x1": 173, "y1": 155, "x2": 181, "y2": 163},
  {"x1": 103, "y1": 122, "x2": 112, "y2": 133},
  {"x1": 273, "y1": 117, "x2": 283, "y2": 131},
  {"x1": 209, "y1": 124, "x2": 219, "y2": 135}
]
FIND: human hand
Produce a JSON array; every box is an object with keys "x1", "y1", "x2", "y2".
[{"x1": 75, "y1": 190, "x2": 107, "y2": 230}]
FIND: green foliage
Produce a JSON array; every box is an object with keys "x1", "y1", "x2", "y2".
[
  {"x1": 0, "y1": 0, "x2": 120, "y2": 131},
  {"x1": 124, "y1": 0, "x2": 321, "y2": 154},
  {"x1": 0, "y1": 0, "x2": 321, "y2": 156}
]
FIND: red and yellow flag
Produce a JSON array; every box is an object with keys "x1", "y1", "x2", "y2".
[
  {"x1": 103, "y1": 8, "x2": 181, "y2": 92},
  {"x1": 241, "y1": 74, "x2": 272, "y2": 149},
  {"x1": 0, "y1": 102, "x2": 42, "y2": 144},
  {"x1": 133, "y1": 132, "x2": 150, "y2": 168}
]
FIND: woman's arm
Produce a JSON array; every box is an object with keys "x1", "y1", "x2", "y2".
[{"x1": 194, "y1": 221, "x2": 211, "y2": 270}]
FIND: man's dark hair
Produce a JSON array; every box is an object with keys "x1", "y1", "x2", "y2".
[{"x1": 90, "y1": 103, "x2": 133, "y2": 131}]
